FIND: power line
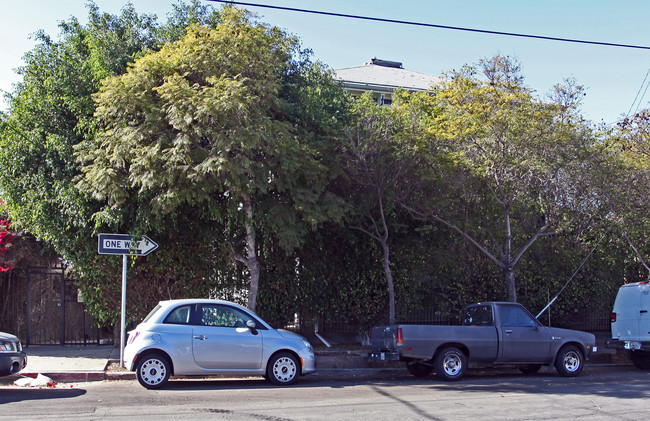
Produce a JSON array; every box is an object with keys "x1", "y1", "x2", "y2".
[
  {"x1": 206, "y1": 0, "x2": 650, "y2": 51},
  {"x1": 627, "y1": 68, "x2": 650, "y2": 117}
]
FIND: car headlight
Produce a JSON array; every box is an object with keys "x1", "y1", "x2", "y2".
[
  {"x1": 303, "y1": 340, "x2": 313, "y2": 352},
  {"x1": 0, "y1": 340, "x2": 17, "y2": 352}
]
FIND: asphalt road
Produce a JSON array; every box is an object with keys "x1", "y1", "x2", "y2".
[{"x1": 1, "y1": 365, "x2": 649, "y2": 420}]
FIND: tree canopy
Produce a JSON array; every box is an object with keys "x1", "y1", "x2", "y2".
[
  {"x1": 76, "y1": 6, "x2": 347, "y2": 311},
  {"x1": 398, "y1": 56, "x2": 602, "y2": 302}
]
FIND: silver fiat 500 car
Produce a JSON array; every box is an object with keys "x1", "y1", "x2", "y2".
[{"x1": 124, "y1": 299, "x2": 315, "y2": 389}]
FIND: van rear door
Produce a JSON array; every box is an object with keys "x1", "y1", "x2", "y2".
[
  {"x1": 638, "y1": 283, "x2": 650, "y2": 340},
  {"x1": 612, "y1": 282, "x2": 646, "y2": 341}
]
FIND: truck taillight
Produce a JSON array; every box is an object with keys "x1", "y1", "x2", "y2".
[
  {"x1": 397, "y1": 328, "x2": 403, "y2": 345},
  {"x1": 610, "y1": 313, "x2": 617, "y2": 323}
]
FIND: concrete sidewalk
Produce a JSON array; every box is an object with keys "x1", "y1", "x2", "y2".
[
  {"x1": 4, "y1": 338, "x2": 628, "y2": 384},
  {"x1": 17, "y1": 345, "x2": 126, "y2": 382},
  {"x1": 12, "y1": 345, "x2": 379, "y2": 383}
]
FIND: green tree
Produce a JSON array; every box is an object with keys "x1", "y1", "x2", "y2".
[
  {"x1": 77, "y1": 7, "x2": 346, "y2": 311},
  {"x1": 400, "y1": 56, "x2": 600, "y2": 302},
  {"x1": 0, "y1": 1, "x2": 231, "y2": 325},
  {"x1": 341, "y1": 93, "x2": 416, "y2": 325}
]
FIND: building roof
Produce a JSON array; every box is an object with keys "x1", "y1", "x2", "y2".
[{"x1": 332, "y1": 59, "x2": 442, "y2": 93}]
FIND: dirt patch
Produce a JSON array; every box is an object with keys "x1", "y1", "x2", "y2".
[{"x1": 105, "y1": 362, "x2": 129, "y2": 372}]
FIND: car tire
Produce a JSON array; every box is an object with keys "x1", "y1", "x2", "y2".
[
  {"x1": 554, "y1": 345, "x2": 584, "y2": 377},
  {"x1": 266, "y1": 352, "x2": 299, "y2": 386},
  {"x1": 136, "y1": 353, "x2": 171, "y2": 389},
  {"x1": 434, "y1": 347, "x2": 466, "y2": 381},
  {"x1": 519, "y1": 364, "x2": 542, "y2": 375},
  {"x1": 406, "y1": 361, "x2": 434, "y2": 378}
]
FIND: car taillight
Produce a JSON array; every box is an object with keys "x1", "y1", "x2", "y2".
[
  {"x1": 397, "y1": 328, "x2": 403, "y2": 345},
  {"x1": 610, "y1": 313, "x2": 617, "y2": 323}
]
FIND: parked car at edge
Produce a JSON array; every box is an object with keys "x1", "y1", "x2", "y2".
[
  {"x1": 0, "y1": 331, "x2": 27, "y2": 377},
  {"x1": 609, "y1": 281, "x2": 650, "y2": 369},
  {"x1": 370, "y1": 302, "x2": 597, "y2": 381},
  {"x1": 124, "y1": 299, "x2": 315, "y2": 389}
]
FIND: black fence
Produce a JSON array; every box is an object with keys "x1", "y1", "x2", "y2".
[{"x1": 0, "y1": 265, "x2": 113, "y2": 346}]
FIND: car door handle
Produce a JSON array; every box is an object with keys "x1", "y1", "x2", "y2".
[
  {"x1": 193, "y1": 335, "x2": 208, "y2": 340},
  {"x1": 641, "y1": 310, "x2": 648, "y2": 314},
  {"x1": 505, "y1": 329, "x2": 513, "y2": 334}
]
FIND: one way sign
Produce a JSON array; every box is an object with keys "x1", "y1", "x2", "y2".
[{"x1": 98, "y1": 233, "x2": 158, "y2": 256}]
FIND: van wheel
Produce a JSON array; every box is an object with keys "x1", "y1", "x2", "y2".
[
  {"x1": 555, "y1": 345, "x2": 584, "y2": 377},
  {"x1": 631, "y1": 352, "x2": 650, "y2": 369},
  {"x1": 406, "y1": 361, "x2": 434, "y2": 378},
  {"x1": 434, "y1": 347, "x2": 466, "y2": 381}
]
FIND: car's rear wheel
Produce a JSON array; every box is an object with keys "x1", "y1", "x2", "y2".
[
  {"x1": 267, "y1": 352, "x2": 299, "y2": 385},
  {"x1": 554, "y1": 345, "x2": 584, "y2": 377},
  {"x1": 136, "y1": 353, "x2": 171, "y2": 389},
  {"x1": 434, "y1": 347, "x2": 466, "y2": 381}
]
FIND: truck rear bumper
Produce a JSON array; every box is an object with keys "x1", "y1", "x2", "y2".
[{"x1": 368, "y1": 351, "x2": 400, "y2": 361}]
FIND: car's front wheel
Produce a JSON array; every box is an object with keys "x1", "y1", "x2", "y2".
[
  {"x1": 266, "y1": 352, "x2": 299, "y2": 385},
  {"x1": 136, "y1": 353, "x2": 171, "y2": 389},
  {"x1": 554, "y1": 345, "x2": 584, "y2": 377}
]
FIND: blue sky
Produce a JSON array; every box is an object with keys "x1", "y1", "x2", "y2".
[{"x1": 1, "y1": 0, "x2": 649, "y2": 124}]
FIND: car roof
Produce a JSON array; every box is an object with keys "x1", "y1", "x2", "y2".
[{"x1": 157, "y1": 298, "x2": 246, "y2": 308}]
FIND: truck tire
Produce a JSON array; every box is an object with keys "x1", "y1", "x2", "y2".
[
  {"x1": 630, "y1": 352, "x2": 650, "y2": 370},
  {"x1": 434, "y1": 347, "x2": 466, "y2": 381},
  {"x1": 406, "y1": 361, "x2": 434, "y2": 378},
  {"x1": 554, "y1": 345, "x2": 584, "y2": 377}
]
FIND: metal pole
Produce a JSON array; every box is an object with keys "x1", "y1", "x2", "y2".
[
  {"x1": 26, "y1": 273, "x2": 31, "y2": 347},
  {"x1": 120, "y1": 254, "x2": 127, "y2": 368},
  {"x1": 60, "y1": 269, "x2": 65, "y2": 345}
]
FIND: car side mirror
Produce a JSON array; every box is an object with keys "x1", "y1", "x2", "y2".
[{"x1": 246, "y1": 320, "x2": 258, "y2": 335}]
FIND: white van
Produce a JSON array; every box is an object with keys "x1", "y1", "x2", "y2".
[{"x1": 610, "y1": 281, "x2": 650, "y2": 368}]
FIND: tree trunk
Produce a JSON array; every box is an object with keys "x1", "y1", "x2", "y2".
[
  {"x1": 240, "y1": 192, "x2": 261, "y2": 312},
  {"x1": 505, "y1": 266, "x2": 517, "y2": 302},
  {"x1": 381, "y1": 240, "x2": 396, "y2": 326}
]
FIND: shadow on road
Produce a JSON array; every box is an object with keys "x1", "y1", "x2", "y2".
[
  {"x1": 0, "y1": 387, "x2": 86, "y2": 404},
  {"x1": 147, "y1": 364, "x2": 650, "y2": 401}
]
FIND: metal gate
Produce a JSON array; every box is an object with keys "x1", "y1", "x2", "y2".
[{"x1": 22, "y1": 265, "x2": 112, "y2": 346}]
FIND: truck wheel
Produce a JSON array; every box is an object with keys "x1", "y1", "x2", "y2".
[
  {"x1": 136, "y1": 353, "x2": 171, "y2": 389},
  {"x1": 519, "y1": 364, "x2": 542, "y2": 375},
  {"x1": 434, "y1": 347, "x2": 466, "y2": 381},
  {"x1": 631, "y1": 352, "x2": 650, "y2": 369},
  {"x1": 406, "y1": 361, "x2": 434, "y2": 378},
  {"x1": 554, "y1": 345, "x2": 584, "y2": 377}
]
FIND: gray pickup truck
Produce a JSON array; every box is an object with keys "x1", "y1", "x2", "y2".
[{"x1": 370, "y1": 302, "x2": 597, "y2": 381}]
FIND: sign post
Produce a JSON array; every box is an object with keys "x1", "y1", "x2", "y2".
[{"x1": 98, "y1": 233, "x2": 158, "y2": 367}]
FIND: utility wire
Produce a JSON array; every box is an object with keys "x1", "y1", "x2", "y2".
[
  {"x1": 536, "y1": 227, "x2": 611, "y2": 319},
  {"x1": 627, "y1": 68, "x2": 650, "y2": 117},
  {"x1": 207, "y1": 1, "x2": 650, "y2": 51}
]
